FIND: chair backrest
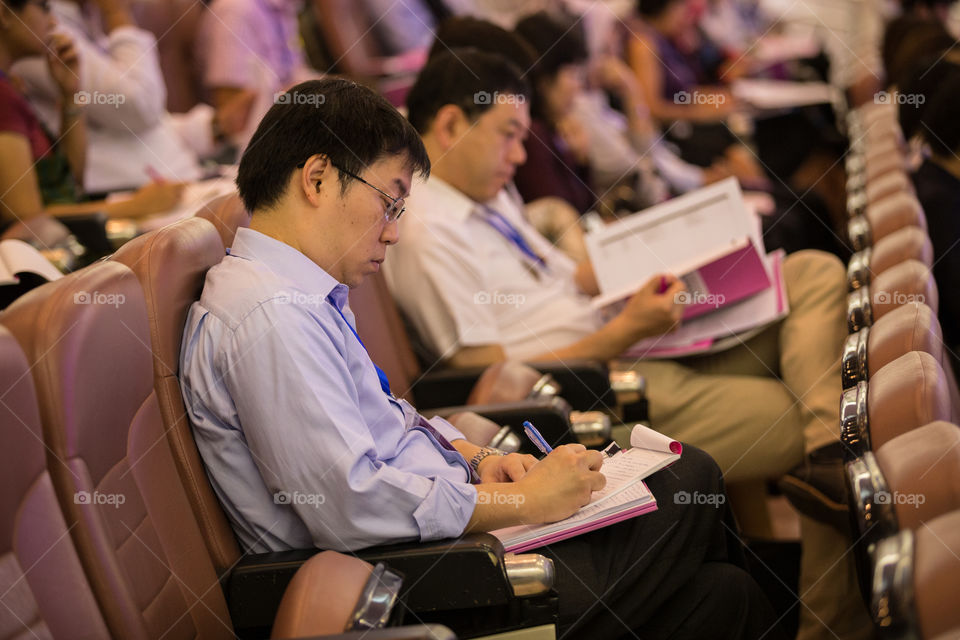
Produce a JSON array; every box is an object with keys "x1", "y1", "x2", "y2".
[
  {"x1": 0, "y1": 326, "x2": 110, "y2": 640},
  {"x1": 347, "y1": 272, "x2": 422, "y2": 402},
  {"x1": 864, "y1": 171, "x2": 913, "y2": 207},
  {"x1": 913, "y1": 509, "x2": 960, "y2": 639},
  {"x1": 867, "y1": 351, "x2": 954, "y2": 450},
  {"x1": 194, "y1": 194, "x2": 251, "y2": 249},
  {"x1": 865, "y1": 192, "x2": 927, "y2": 244},
  {"x1": 871, "y1": 260, "x2": 940, "y2": 320},
  {"x1": 869, "y1": 225, "x2": 934, "y2": 276},
  {"x1": 1, "y1": 262, "x2": 233, "y2": 640},
  {"x1": 875, "y1": 421, "x2": 960, "y2": 531},
  {"x1": 111, "y1": 217, "x2": 242, "y2": 575},
  {"x1": 467, "y1": 361, "x2": 545, "y2": 405},
  {"x1": 868, "y1": 302, "x2": 943, "y2": 378}
]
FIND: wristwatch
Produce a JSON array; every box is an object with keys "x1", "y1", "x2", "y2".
[{"x1": 469, "y1": 446, "x2": 505, "y2": 476}]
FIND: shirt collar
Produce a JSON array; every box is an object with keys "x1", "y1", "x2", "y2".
[
  {"x1": 417, "y1": 176, "x2": 520, "y2": 223},
  {"x1": 229, "y1": 227, "x2": 349, "y2": 309}
]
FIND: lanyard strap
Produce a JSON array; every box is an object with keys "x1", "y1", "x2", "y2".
[
  {"x1": 480, "y1": 206, "x2": 548, "y2": 270},
  {"x1": 329, "y1": 297, "x2": 392, "y2": 396}
]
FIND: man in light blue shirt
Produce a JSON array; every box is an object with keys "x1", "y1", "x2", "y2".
[{"x1": 179, "y1": 77, "x2": 782, "y2": 639}]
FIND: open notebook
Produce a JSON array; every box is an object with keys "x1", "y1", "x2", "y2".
[{"x1": 490, "y1": 425, "x2": 682, "y2": 553}]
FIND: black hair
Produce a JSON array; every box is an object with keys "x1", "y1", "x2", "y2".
[
  {"x1": 406, "y1": 49, "x2": 530, "y2": 134},
  {"x1": 897, "y1": 55, "x2": 960, "y2": 139},
  {"x1": 236, "y1": 78, "x2": 429, "y2": 213},
  {"x1": 513, "y1": 12, "x2": 588, "y2": 121},
  {"x1": 428, "y1": 15, "x2": 536, "y2": 71},
  {"x1": 881, "y1": 17, "x2": 955, "y2": 88},
  {"x1": 918, "y1": 69, "x2": 960, "y2": 155},
  {"x1": 635, "y1": 0, "x2": 681, "y2": 18},
  {"x1": 4, "y1": 0, "x2": 31, "y2": 9}
]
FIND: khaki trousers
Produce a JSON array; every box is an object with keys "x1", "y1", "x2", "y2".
[{"x1": 616, "y1": 250, "x2": 873, "y2": 639}]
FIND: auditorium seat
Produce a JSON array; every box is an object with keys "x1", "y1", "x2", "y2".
[
  {"x1": 847, "y1": 260, "x2": 939, "y2": 332},
  {"x1": 0, "y1": 261, "x2": 455, "y2": 639},
  {"x1": 194, "y1": 193, "x2": 251, "y2": 249},
  {"x1": 840, "y1": 351, "x2": 954, "y2": 459},
  {"x1": 848, "y1": 192, "x2": 926, "y2": 251},
  {"x1": 0, "y1": 326, "x2": 110, "y2": 639},
  {"x1": 111, "y1": 217, "x2": 242, "y2": 574},
  {"x1": 847, "y1": 226, "x2": 934, "y2": 290}
]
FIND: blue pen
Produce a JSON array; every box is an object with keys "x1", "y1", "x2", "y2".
[{"x1": 523, "y1": 420, "x2": 553, "y2": 455}]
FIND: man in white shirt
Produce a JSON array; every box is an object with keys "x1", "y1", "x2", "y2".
[
  {"x1": 387, "y1": 49, "x2": 873, "y2": 640},
  {"x1": 12, "y1": 0, "x2": 211, "y2": 192}
]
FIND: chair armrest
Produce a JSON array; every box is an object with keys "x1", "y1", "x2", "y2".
[
  {"x1": 228, "y1": 534, "x2": 512, "y2": 632},
  {"x1": 525, "y1": 360, "x2": 616, "y2": 411},
  {"x1": 294, "y1": 626, "x2": 456, "y2": 640},
  {"x1": 410, "y1": 368, "x2": 487, "y2": 409},
  {"x1": 427, "y1": 398, "x2": 575, "y2": 453}
]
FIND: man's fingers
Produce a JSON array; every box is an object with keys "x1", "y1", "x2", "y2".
[
  {"x1": 583, "y1": 449, "x2": 603, "y2": 471},
  {"x1": 502, "y1": 456, "x2": 529, "y2": 482},
  {"x1": 588, "y1": 470, "x2": 607, "y2": 492}
]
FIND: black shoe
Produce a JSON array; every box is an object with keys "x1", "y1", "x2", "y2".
[{"x1": 778, "y1": 442, "x2": 850, "y2": 532}]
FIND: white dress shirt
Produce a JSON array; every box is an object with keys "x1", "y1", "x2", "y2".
[
  {"x1": 12, "y1": 0, "x2": 203, "y2": 192},
  {"x1": 180, "y1": 228, "x2": 476, "y2": 553},
  {"x1": 383, "y1": 177, "x2": 602, "y2": 361}
]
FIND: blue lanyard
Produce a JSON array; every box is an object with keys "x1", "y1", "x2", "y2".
[
  {"x1": 480, "y1": 206, "x2": 548, "y2": 270},
  {"x1": 328, "y1": 296, "x2": 392, "y2": 397}
]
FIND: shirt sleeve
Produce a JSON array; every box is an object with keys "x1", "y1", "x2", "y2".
[
  {"x1": 220, "y1": 302, "x2": 476, "y2": 550},
  {"x1": 199, "y1": 1, "x2": 265, "y2": 90}
]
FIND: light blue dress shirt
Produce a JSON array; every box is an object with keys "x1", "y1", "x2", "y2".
[{"x1": 179, "y1": 228, "x2": 477, "y2": 553}]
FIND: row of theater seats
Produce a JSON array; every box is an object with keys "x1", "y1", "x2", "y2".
[
  {"x1": 2, "y1": 195, "x2": 647, "y2": 638},
  {"x1": 836, "y1": 101, "x2": 960, "y2": 639}
]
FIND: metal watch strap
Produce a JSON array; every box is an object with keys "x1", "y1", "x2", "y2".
[{"x1": 469, "y1": 447, "x2": 505, "y2": 475}]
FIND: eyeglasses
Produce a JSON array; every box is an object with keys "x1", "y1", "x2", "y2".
[{"x1": 336, "y1": 165, "x2": 406, "y2": 222}]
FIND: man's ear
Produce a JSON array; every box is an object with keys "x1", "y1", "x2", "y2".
[
  {"x1": 300, "y1": 153, "x2": 331, "y2": 205},
  {"x1": 431, "y1": 104, "x2": 472, "y2": 152}
]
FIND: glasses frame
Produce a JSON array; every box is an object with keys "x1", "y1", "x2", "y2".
[{"x1": 335, "y1": 165, "x2": 406, "y2": 222}]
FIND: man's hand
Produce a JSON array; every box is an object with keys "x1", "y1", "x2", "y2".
[
  {"x1": 477, "y1": 452, "x2": 537, "y2": 483},
  {"x1": 614, "y1": 274, "x2": 685, "y2": 340},
  {"x1": 516, "y1": 444, "x2": 605, "y2": 523},
  {"x1": 46, "y1": 33, "x2": 80, "y2": 100}
]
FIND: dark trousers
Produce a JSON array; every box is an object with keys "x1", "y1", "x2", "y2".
[{"x1": 540, "y1": 446, "x2": 786, "y2": 640}]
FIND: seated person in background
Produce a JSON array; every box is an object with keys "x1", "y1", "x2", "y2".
[
  {"x1": 0, "y1": 0, "x2": 183, "y2": 232},
  {"x1": 178, "y1": 76, "x2": 782, "y2": 640},
  {"x1": 910, "y1": 70, "x2": 960, "y2": 352},
  {"x1": 387, "y1": 48, "x2": 874, "y2": 640},
  {"x1": 199, "y1": 0, "x2": 321, "y2": 147},
  {"x1": 11, "y1": 0, "x2": 221, "y2": 192}
]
